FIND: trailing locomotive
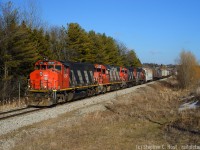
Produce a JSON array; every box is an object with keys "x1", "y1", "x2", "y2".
[{"x1": 27, "y1": 59, "x2": 171, "y2": 106}]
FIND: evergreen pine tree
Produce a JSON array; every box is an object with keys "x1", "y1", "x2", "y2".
[
  {"x1": 31, "y1": 28, "x2": 53, "y2": 60},
  {"x1": 66, "y1": 23, "x2": 92, "y2": 62}
]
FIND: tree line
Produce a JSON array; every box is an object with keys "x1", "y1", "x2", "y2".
[{"x1": 0, "y1": 1, "x2": 141, "y2": 100}]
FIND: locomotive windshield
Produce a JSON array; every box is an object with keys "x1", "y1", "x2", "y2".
[
  {"x1": 41, "y1": 65, "x2": 46, "y2": 70},
  {"x1": 48, "y1": 65, "x2": 54, "y2": 69},
  {"x1": 35, "y1": 65, "x2": 40, "y2": 70},
  {"x1": 34, "y1": 65, "x2": 47, "y2": 70},
  {"x1": 35, "y1": 64, "x2": 60, "y2": 70},
  {"x1": 55, "y1": 65, "x2": 61, "y2": 71}
]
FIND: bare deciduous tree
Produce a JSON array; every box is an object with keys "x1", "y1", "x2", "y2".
[
  {"x1": 21, "y1": 0, "x2": 44, "y2": 29},
  {"x1": 177, "y1": 50, "x2": 200, "y2": 89}
]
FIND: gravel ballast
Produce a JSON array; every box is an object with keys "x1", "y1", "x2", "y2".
[{"x1": 0, "y1": 81, "x2": 157, "y2": 136}]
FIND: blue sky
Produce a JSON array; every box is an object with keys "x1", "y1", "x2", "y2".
[{"x1": 1, "y1": 0, "x2": 200, "y2": 64}]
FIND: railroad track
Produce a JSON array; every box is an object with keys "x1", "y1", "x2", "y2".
[
  {"x1": 0, "y1": 78, "x2": 166, "y2": 121},
  {"x1": 0, "y1": 107, "x2": 42, "y2": 121},
  {"x1": 0, "y1": 78, "x2": 171, "y2": 137}
]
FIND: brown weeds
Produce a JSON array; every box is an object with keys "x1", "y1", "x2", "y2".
[{"x1": 7, "y1": 78, "x2": 200, "y2": 150}]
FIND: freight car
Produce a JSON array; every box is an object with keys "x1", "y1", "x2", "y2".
[
  {"x1": 153, "y1": 67, "x2": 162, "y2": 80},
  {"x1": 153, "y1": 67, "x2": 171, "y2": 80},
  {"x1": 26, "y1": 59, "x2": 171, "y2": 106},
  {"x1": 142, "y1": 67, "x2": 153, "y2": 82}
]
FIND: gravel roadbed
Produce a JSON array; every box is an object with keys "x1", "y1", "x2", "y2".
[{"x1": 0, "y1": 81, "x2": 157, "y2": 136}]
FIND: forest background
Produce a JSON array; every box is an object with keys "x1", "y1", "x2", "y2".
[{"x1": 0, "y1": 1, "x2": 141, "y2": 100}]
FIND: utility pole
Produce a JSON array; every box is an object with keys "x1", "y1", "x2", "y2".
[{"x1": 19, "y1": 78, "x2": 20, "y2": 102}]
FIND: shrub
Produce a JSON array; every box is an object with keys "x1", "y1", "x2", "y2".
[{"x1": 176, "y1": 50, "x2": 200, "y2": 89}]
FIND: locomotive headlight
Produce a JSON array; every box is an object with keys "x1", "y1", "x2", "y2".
[{"x1": 40, "y1": 72, "x2": 43, "y2": 76}]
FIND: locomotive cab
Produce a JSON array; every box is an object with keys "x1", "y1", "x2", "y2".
[
  {"x1": 119, "y1": 67, "x2": 128, "y2": 81},
  {"x1": 94, "y1": 64, "x2": 110, "y2": 84}
]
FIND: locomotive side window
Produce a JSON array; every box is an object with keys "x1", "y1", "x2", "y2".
[
  {"x1": 41, "y1": 65, "x2": 46, "y2": 70},
  {"x1": 48, "y1": 65, "x2": 54, "y2": 69},
  {"x1": 55, "y1": 65, "x2": 61, "y2": 71}
]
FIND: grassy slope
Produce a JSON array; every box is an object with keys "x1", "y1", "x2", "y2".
[{"x1": 3, "y1": 78, "x2": 200, "y2": 150}]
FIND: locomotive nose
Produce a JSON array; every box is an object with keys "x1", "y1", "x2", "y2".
[
  {"x1": 39, "y1": 70, "x2": 59, "y2": 90},
  {"x1": 30, "y1": 70, "x2": 52, "y2": 90},
  {"x1": 38, "y1": 71, "x2": 49, "y2": 81},
  {"x1": 40, "y1": 71, "x2": 49, "y2": 89}
]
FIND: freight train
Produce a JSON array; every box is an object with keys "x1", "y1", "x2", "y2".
[{"x1": 26, "y1": 59, "x2": 171, "y2": 106}]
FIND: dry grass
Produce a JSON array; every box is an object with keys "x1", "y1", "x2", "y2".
[
  {"x1": 4, "y1": 78, "x2": 200, "y2": 150},
  {"x1": 0, "y1": 98, "x2": 27, "y2": 112}
]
